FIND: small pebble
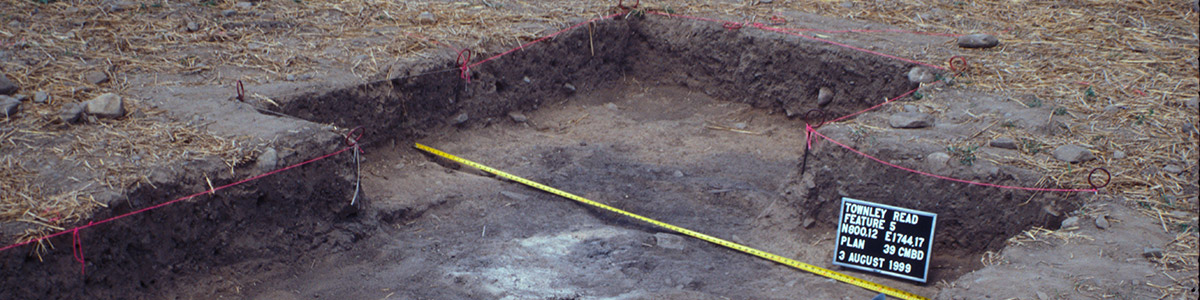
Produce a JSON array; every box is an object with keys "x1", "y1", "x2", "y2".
[
  {"x1": 451, "y1": 112, "x2": 469, "y2": 125},
  {"x1": 415, "y1": 11, "x2": 437, "y2": 24},
  {"x1": 220, "y1": 9, "x2": 237, "y2": 17},
  {"x1": 605, "y1": 103, "x2": 618, "y2": 110},
  {"x1": 1094, "y1": 215, "x2": 1110, "y2": 230},
  {"x1": 817, "y1": 87, "x2": 834, "y2": 106},
  {"x1": 903, "y1": 104, "x2": 918, "y2": 112},
  {"x1": 508, "y1": 111, "x2": 528, "y2": 123},
  {"x1": 0, "y1": 96, "x2": 19, "y2": 118},
  {"x1": 802, "y1": 217, "x2": 815, "y2": 228},
  {"x1": 499, "y1": 191, "x2": 530, "y2": 201},
  {"x1": 0, "y1": 74, "x2": 18, "y2": 95},
  {"x1": 732, "y1": 122, "x2": 747, "y2": 130},
  {"x1": 989, "y1": 138, "x2": 1019, "y2": 150},
  {"x1": 889, "y1": 112, "x2": 935, "y2": 129},
  {"x1": 1142, "y1": 247, "x2": 1164, "y2": 259},
  {"x1": 1060, "y1": 216, "x2": 1080, "y2": 229},
  {"x1": 563, "y1": 83, "x2": 577, "y2": 92},
  {"x1": 255, "y1": 147, "x2": 279, "y2": 172},
  {"x1": 286, "y1": 74, "x2": 297, "y2": 81},
  {"x1": 654, "y1": 233, "x2": 686, "y2": 250},
  {"x1": 1112, "y1": 150, "x2": 1126, "y2": 159},
  {"x1": 907, "y1": 67, "x2": 935, "y2": 83},
  {"x1": 59, "y1": 103, "x2": 85, "y2": 124},
  {"x1": 925, "y1": 152, "x2": 950, "y2": 171},
  {"x1": 1052, "y1": 144, "x2": 1095, "y2": 163},
  {"x1": 1163, "y1": 164, "x2": 1184, "y2": 174},
  {"x1": 84, "y1": 70, "x2": 110, "y2": 85},
  {"x1": 673, "y1": 170, "x2": 684, "y2": 177},
  {"x1": 839, "y1": 2, "x2": 854, "y2": 8},
  {"x1": 186, "y1": 21, "x2": 201, "y2": 32},
  {"x1": 33, "y1": 91, "x2": 50, "y2": 103},
  {"x1": 235, "y1": 1, "x2": 253, "y2": 8},
  {"x1": 957, "y1": 33, "x2": 1000, "y2": 49}
]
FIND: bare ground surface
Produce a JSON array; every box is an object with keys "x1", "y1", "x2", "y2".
[{"x1": 0, "y1": 0, "x2": 1197, "y2": 299}]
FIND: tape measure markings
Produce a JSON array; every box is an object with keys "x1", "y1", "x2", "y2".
[{"x1": 414, "y1": 143, "x2": 927, "y2": 300}]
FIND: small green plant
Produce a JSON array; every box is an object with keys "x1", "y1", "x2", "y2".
[
  {"x1": 1134, "y1": 108, "x2": 1155, "y2": 125},
  {"x1": 946, "y1": 145, "x2": 979, "y2": 166},
  {"x1": 202, "y1": 0, "x2": 218, "y2": 7},
  {"x1": 912, "y1": 92, "x2": 924, "y2": 100},
  {"x1": 1024, "y1": 97, "x2": 1043, "y2": 108},
  {"x1": 1019, "y1": 138, "x2": 1046, "y2": 155},
  {"x1": 1084, "y1": 86, "x2": 1097, "y2": 101},
  {"x1": 1053, "y1": 107, "x2": 1068, "y2": 115}
]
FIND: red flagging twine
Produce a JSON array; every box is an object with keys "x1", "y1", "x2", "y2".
[
  {"x1": 0, "y1": 130, "x2": 365, "y2": 257},
  {"x1": 72, "y1": 226, "x2": 85, "y2": 274},
  {"x1": 456, "y1": 49, "x2": 473, "y2": 83}
]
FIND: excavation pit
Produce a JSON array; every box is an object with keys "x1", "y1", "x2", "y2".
[{"x1": 2, "y1": 15, "x2": 1085, "y2": 299}]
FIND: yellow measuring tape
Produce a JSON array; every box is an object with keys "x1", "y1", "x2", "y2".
[{"x1": 415, "y1": 143, "x2": 927, "y2": 300}]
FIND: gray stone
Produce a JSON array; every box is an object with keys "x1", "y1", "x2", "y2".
[
  {"x1": 957, "y1": 33, "x2": 1000, "y2": 49},
  {"x1": 605, "y1": 103, "x2": 618, "y2": 110},
  {"x1": 1184, "y1": 98, "x2": 1198, "y2": 109},
  {"x1": 673, "y1": 170, "x2": 684, "y2": 177},
  {"x1": 84, "y1": 71, "x2": 109, "y2": 85},
  {"x1": 1094, "y1": 215, "x2": 1110, "y2": 230},
  {"x1": 817, "y1": 87, "x2": 834, "y2": 106},
  {"x1": 1, "y1": 96, "x2": 19, "y2": 118},
  {"x1": 1052, "y1": 144, "x2": 1095, "y2": 163},
  {"x1": 508, "y1": 111, "x2": 528, "y2": 123},
  {"x1": 499, "y1": 191, "x2": 530, "y2": 201},
  {"x1": 1112, "y1": 150, "x2": 1126, "y2": 159},
  {"x1": 235, "y1": 1, "x2": 253, "y2": 8},
  {"x1": 563, "y1": 83, "x2": 577, "y2": 92},
  {"x1": 12, "y1": 94, "x2": 28, "y2": 102},
  {"x1": 285, "y1": 74, "x2": 296, "y2": 81},
  {"x1": 889, "y1": 112, "x2": 935, "y2": 128},
  {"x1": 255, "y1": 147, "x2": 278, "y2": 171},
  {"x1": 84, "y1": 93, "x2": 125, "y2": 118},
  {"x1": 59, "y1": 103, "x2": 85, "y2": 124},
  {"x1": 107, "y1": 1, "x2": 136, "y2": 12},
  {"x1": 1061, "y1": 216, "x2": 1080, "y2": 229},
  {"x1": 1142, "y1": 247, "x2": 1164, "y2": 259},
  {"x1": 451, "y1": 112, "x2": 469, "y2": 125},
  {"x1": 757, "y1": 0, "x2": 773, "y2": 4},
  {"x1": 416, "y1": 11, "x2": 437, "y2": 24},
  {"x1": 907, "y1": 67, "x2": 935, "y2": 83},
  {"x1": 732, "y1": 122, "x2": 747, "y2": 130},
  {"x1": 802, "y1": 217, "x2": 815, "y2": 228},
  {"x1": 990, "y1": 138, "x2": 1019, "y2": 150},
  {"x1": 839, "y1": 1, "x2": 854, "y2": 8},
  {"x1": 220, "y1": 9, "x2": 237, "y2": 17},
  {"x1": 926, "y1": 152, "x2": 950, "y2": 171},
  {"x1": 34, "y1": 91, "x2": 49, "y2": 103},
  {"x1": 654, "y1": 233, "x2": 686, "y2": 250},
  {"x1": 1035, "y1": 291, "x2": 1049, "y2": 300},
  {"x1": 0, "y1": 74, "x2": 16, "y2": 95},
  {"x1": 186, "y1": 21, "x2": 200, "y2": 32},
  {"x1": 1163, "y1": 164, "x2": 1184, "y2": 174},
  {"x1": 903, "y1": 104, "x2": 919, "y2": 112}
]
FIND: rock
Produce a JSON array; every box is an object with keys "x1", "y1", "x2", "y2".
[
  {"x1": 802, "y1": 217, "x2": 815, "y2": 228},
  {"x1": 839, "y1": 2, "x2": 854, "y2": 8},
  {"x1": 957, "y1": 33, "x2": 1000, "y2": 49},
  {"x1": 508, "y1": 111, "x2": 528, "y2": 123},
  {"x1": 186, "y1": 21, "x2": 200, "y2": 32},
  {"x1": 926, "y1": 152, "x2": 950, "y2": 171},
  {"x1": 1103, "y1": 105, "x2": 1123, "y2": 114},
  {"x1": 1094, "y1": 215, "x2": 1110, "y2": 230},
  {"x1": 757, "y1": 0, "x2": 773, "y2": 4},
  {"x1": 563, "y1": 83, "x2": 577, "y2": 92},
  {"x1": 84, "y1": 71, "x2": 109, "y2": 85},
  {"x1": 1035, "y1": 291, "x2": 1050, "y2": 300},
  {"x1": 13, "y1": 94, "x2": 28, "y2": 102},
  {"x1": 989, "y1": 138, "x2": 1019, "y2": 149},
  {"x1": 59, "y1": 103, "x2": 85, "y2": 124},
  {"x1": 34, "y1": 91, "x2": 49, "y2": 103},
  {"x1": 903, "y1": 104, "x2": 918, "y2": 112},
  {"x1": 84, "y1": 93, "x2": 125, "y2": 118},
  {"x1": 672, "y1": 170, "x2": 684, "y2": 177},
  {"x1": 0, "y1": 96, "x2": 19, "y2": 118},
  {"x1": 499, "y1": 191, "x2": 530, "y2": 201},
  {"x1": 255, "y1": 147, "x2": 279, "y2": 171},
  {"x1": 732, "y1": 122, "x2": 747, "y2": 130},
  {"x1": 889, "y1": 112, "x2": 935, "y2": 129},
  {"x1": 107, "y1": 1, "x2": 136, "y2": 12},
  {"x1": 0, "y1": 74, "x2": 16, "y2": 95},
  {"x1": 235, "y1": 1, "x2": 253, "y2": 8},
  {"x1": 1061, "y1": 216, "x2": 1080, "y2": 229},
  {"x1": 285, "y1": 74, "x2": 296, "y2": 81},
  {"x1": 220, "y1": 9, "x2": 237, "y2": 17},
  {"x1": 1112, "y1": 150, "x2": 1126, "y2": 159},
  {"x1": 1142, "y1": 247, "x2": 1164, "y2": 259},
  {"x1": 1185, "y1": 97, "x2": 1198, "y2": 109},
  {"x1": 451, "y1": 112, "x2": 469, "y2": 125},
  {"x1": 1052, "y1": 144, "x2": 1095, "y2": 163},
  {"x1": 907, "y1": 67, "x2": 935, "y2": 83},
  {"x1": 1163, "y1": 164, "x2": 1184, "y2": 174},
  {"x1": 605, "y1": 103, "x2": 618, "y2": 110},
  {"x1": 415, "y1": 11, "x2": 437, "y2": 24},
  {"x1": 817, "y1": 87, "x2": 834, "y2": 106},
  {"x1": 654, "y1": 233, "x2": 686, "y2": 250}
]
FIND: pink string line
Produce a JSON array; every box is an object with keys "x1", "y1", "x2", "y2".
[
  {"x1": 825, "y1": 85, "x2": 923, "y2": 125},
  {"x1": 467, "y1": 12, "x2": 623, "y2": 69},
  {"x1": 773, "y1": 26, "x2": 964, "y2": 38},
  {"x1": 805, "y1": 127, "x2": 1098, "y2": 193},
  {"x1": 647, "y1": 11, "x2": 947, "y2": 70},
  {"x1": 0, "y1": 145, "x2": 357, "y2": 254}
]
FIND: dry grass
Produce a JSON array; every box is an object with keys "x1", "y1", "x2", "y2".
[{"x1": 0, "y1": 0, "x2": 1195, "y2": 295}]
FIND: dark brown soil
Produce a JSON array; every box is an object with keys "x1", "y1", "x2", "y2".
[{"x1": 0, "y1": 14, "x2": 1083, "y2": 299}]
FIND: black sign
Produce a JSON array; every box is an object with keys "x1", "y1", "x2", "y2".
[{"x1": 832, "y1": 197, "x2": 937, "y2": 282}]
